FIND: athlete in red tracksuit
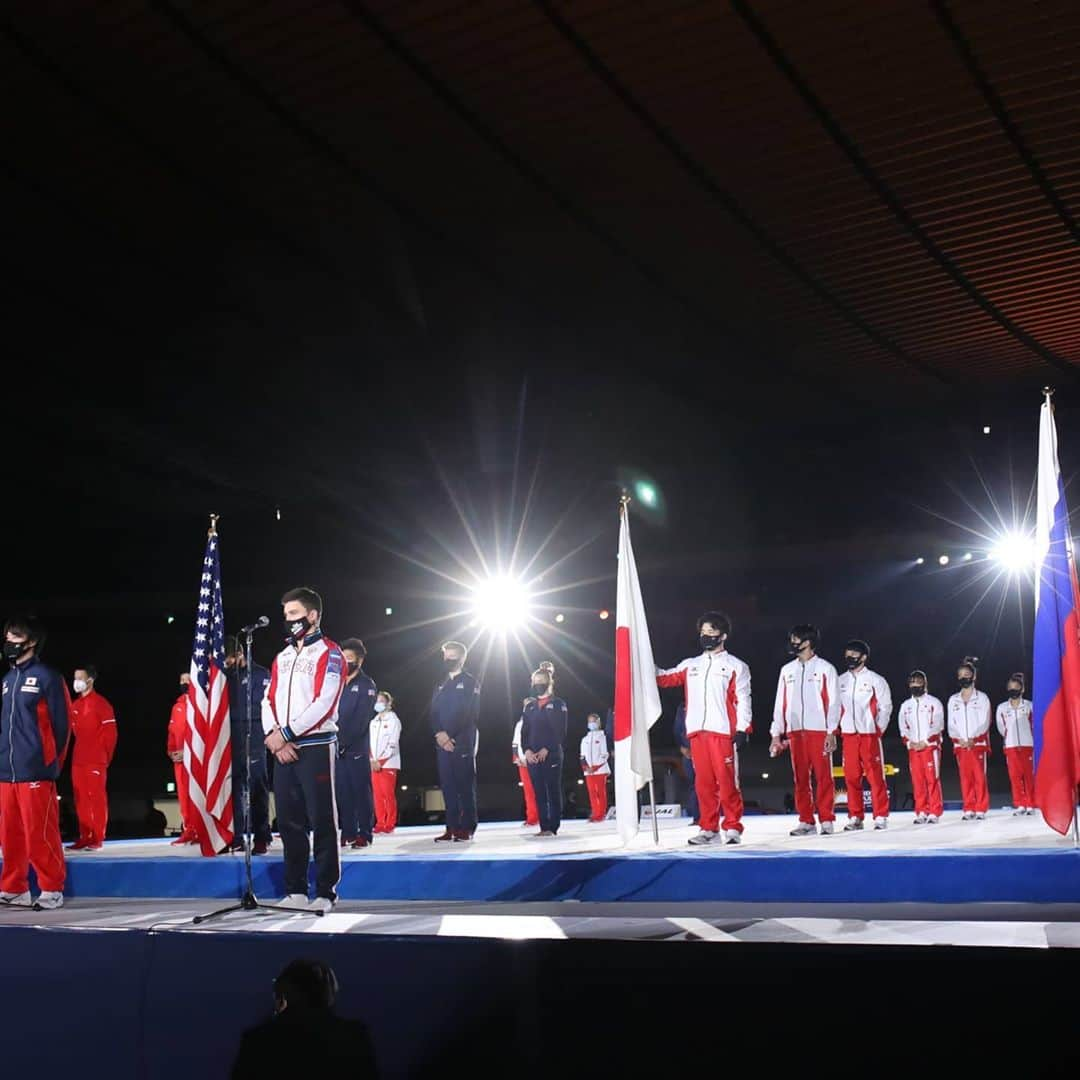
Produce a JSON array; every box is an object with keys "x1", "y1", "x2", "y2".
[
  {"x1": 511, "y1": 716, "x2": 539, "y2": 827},
  {"x1": 67, "y1": 665, "x2": 117, "y2": 850},
  {"x1": 579, "y1": 713, "x2": 610, "y2": 822},
  {"x1": 1, "y1": 615, "x2": 71, "y2": 909},
  {"x1": 996, "y1": 673, "x2": 1035, "y2": 815},
  {"x1": 369, "y1": 692, "x2": 402, "y2": 833},
  {"x1": 771, "y1": 624, "x2": 840, "y2": 836},
  {"x1": 837, "y1": 639, "x2": 893, "y2": 830},
  {"x1": 167, "y1": 673, "x2": 198, "y2": 844},
  {"x1": 656, "y1": 611, "x2": 752, "y2": 846},
  {"x1": 897, "y1": 670, "x2": 944, "y2": 823},
  {"x1": 947, "y1": 658, "x2": 991, "y2": 819}
]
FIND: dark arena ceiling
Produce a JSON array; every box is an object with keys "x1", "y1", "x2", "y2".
[{"x1": 4, "y1": 1, "x2": 1078, "y2": 411}]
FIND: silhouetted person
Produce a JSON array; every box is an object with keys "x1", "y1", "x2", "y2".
[{"x1": 231, "y1": 959, "x2": 378, "y2": 1079}]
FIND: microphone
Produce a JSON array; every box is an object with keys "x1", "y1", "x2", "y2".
[{"x1": 241, "y1": 616, "x2": 270, "y2": 633}]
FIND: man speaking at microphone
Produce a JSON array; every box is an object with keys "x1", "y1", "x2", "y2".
[{"x1": 262, "y1": 588, "x2": 346, "y2": 911}]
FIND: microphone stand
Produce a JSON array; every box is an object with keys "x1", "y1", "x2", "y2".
[{"x1": 193, "y1": 625, "x2": 319, "y2": 922}]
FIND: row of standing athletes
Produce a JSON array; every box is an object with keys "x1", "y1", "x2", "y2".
[{"x1": 656, "y1": 611, "x2": 1037, "y2": 847}]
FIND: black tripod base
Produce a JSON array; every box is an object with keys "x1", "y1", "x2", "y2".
[{"x1": 191, "y1": 890, "x2": 321, "y2": 924}]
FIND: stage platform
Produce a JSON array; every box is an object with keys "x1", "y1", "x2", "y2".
[{"x1": 58, "y1": 809, "x2": 1080, "y2": 904}]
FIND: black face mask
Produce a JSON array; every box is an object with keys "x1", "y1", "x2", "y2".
[
  {"x1": 958, "y1": 676, "x2": 974, "y2": 689},
  {"x1": 444, "y1": 657, "x2": 462, "y2": 671},
  {"x1": 700, "y1": 634, "x2": 722, "y2": 652},
  {"x1": 346, "y1": 660, "x2": 359, "y2": 673},
  {"x1": 284, "y1": 618, "x2": 308, "y2": 642},
  {"x1": 1007, "y1": 689, "x2": 1022, "y2": 700},
  {"x1": 531, "y1": 680, "x2": 550, "y2": 695},
  {"x1": 909, "y1": 686, "x2": 926, "y2": 697},
  {"x1": 3, "y1": 641, "x2": 29, "y2": 662},
  {"x1": 845, "y1": 656, "x2": 862, "y2": 670},
  {"x1": 787, "y1": 640, "x2": 806, "y2": 656}
]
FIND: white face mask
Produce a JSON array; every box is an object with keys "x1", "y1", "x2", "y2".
[
  {"x1": 588, "y1": 721, "x2": 599, "y2": 731},
  {"x1": 73, "y1": 679, "x2": 88, "y2": 694},
  {"x1": 374, "y1": 701, "x2": 387, "y2": 713}
]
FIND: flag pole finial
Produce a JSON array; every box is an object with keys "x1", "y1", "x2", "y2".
[
  {"x1": 619, "y1": 490, "x2": 630, "y2": 511},
  {"x1": 1043, "y1": 386, "x2": 1055, "y2": 401},
  {"x1": 208, "y1": 513, "x2": 219, "y2": 537}
]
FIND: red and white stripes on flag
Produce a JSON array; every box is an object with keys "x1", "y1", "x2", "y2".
[
  {"x1": 183, "y1": 524, "x2": 234, "y2": 856},
  {"x1": 614, "y1": 502, "x2": 662, "y2": 844}
]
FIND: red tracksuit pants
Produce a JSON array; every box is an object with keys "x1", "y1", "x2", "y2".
[
  {"x1": 585, "y1": 772, "x2": 608, "y2": 821},
  {"x1": 173, "y1": 761, "x2": 197, "y2": 838},
  {"x1": 689, "y1": 731, "x2": 744, "y2": 834},
  {"x1": 0, "y1": 781, "x2": 66, "y2": 893},
  {"x1": 955, "y1": 747, "x2": 990, "y2": 813},
  {"x1": 372, "y1": 768, "x2": 398, "y2": 832},
  {"x1": 842, "y1": 733, "x2": 889, "y2": 820},
  {"x1": 788, "y1": 730, "x2": 835, "y2": 825},
  {"x1": 518, "y1": 764, "x2": 539, "y2": 826},
  {"x1": 908, "y1": 746, "x2": 943, "y2": 817},
  {"x1": 72, "y1": 763, "x2": 109, "y2": 845},
  {"x1": 1005, "y1": 746, "x2": 1035, "y2": 808}
]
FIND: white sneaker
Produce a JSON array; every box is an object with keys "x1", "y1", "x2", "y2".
[
  {"x1": 688, "y1": 830, "x2": 719, "y2": 846},
  {"x1": 789, "y1": 822, "x2": 816, "y2": 836},
  {"x1": 723, "y1": 830, "x2": 742, "y2": 845},
  {"x1": 0, "y1": 891, "x2": 32, "y2": 907},
  {"x1": 873, "y1": 817, "x2": 888, "y2": 830},
  {"x1": 926, "y1": 815, "x2": 939, "y2": 824},
  {"x1": 842, "y1": 818, "x2": 864, "y2": 831},
  {"x1": 1012, "y1": 807, "x2": 1025, "y2": 816},
  {"x1": 35, "y1": 891, "x2": 64, "y2": 910},
  {"x1": 975, "y1": 812, "x2": 987, "y2": 820},
  {"x1": 961, "y1": 812, "x2": 976, "y2": 821},
  {"x1": 277, "y1": 893, "x2": 309, "y2": 908},
  {"x1": 913, "y1": 813, "x2": 927, "y2": 824},
  {"x1": 1026, "y1": 807, "x2": 1038, "y2": 816},
  {"x1": 819, "y1": 821, "x2": 834, "y2": 835},
  {"x1": 308, "y1": 896, "x2": 335, "y2": 913}
]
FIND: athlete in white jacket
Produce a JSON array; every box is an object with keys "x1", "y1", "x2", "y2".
[
  {"x1": 837, "y1": 639, "x2": 893, "y2": 830},
  {"x1": 656, "y1": 611, "x2": 751, "y2": 846},
  {"x1": 897, "y1": 670, "x2": 944, "y2": 823},
  {"x1": 369, "y1": 692, "x2": 401, "y2": 834},
  {"x1": 579, "y1": 715, "x2": 610, "y2": 822},
  {"x1": 996, "y1": 673, "x2": 1035, "y2": 814},
  {"x1": 770, "y1": 624, "x2": 840, "y2": 836},
  {"x1": 947, "y1": 658, "x2": 992, "y2": 819}
]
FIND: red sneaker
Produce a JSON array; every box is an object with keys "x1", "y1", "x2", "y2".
[
  {"x1": 350, "y1": 837, "x2": 371, "y2": 849},
  {"x1": 433, "y1": 830, "x2": 454, "y2": 843},
  {"x1": 66, "y1": 840, "x2": 89, "y2": 851}
]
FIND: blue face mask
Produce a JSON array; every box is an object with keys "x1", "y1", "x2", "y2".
[
  {"x1": 588, "y1": 721, "x2": 599, "y2": 731},
  {"x1": 374, "y1": 701, "x2": 387, "y2": 713}
]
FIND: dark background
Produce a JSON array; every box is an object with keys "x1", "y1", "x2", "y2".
[{"x1": 2, "y1": 1, "x2": 1077, "y2": 824}]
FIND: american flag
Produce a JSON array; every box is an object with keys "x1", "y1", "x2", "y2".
[{"x1": 183, "y1": 521, "x2": 233, "y2": 856}]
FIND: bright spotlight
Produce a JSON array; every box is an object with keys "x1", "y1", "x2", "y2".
[
  {"x1": 962, "y1": 552, "x2": 973, "y2": 561},
  {"x1": 471, "y1": 576, "x2": 531, "y2": 630},
  {"x1": 598, "y1": 609, "x2": 610, "y2": 620},
  {"x1": 938, "y1": 554, "x2": 950, "y2": 566},
  {"x1": 761, "y1": 772, "x2": 769, "y2": 780},
  {"x1": 555, "y1": 612, "x2": 565, "y2": 623},
  {"x1": 635, "y1": 481, "x2": 658, "y2": 508},
  {"x1": 577, "y1": 778, "x2": 585, "y2": 785},
  {"x1": 982, "y1": 426, "x2": 991, "y2": 435},
  {"x1": 915, "y1": 557, "x2": 925, "y2": 566},
  {"x1": 385, "y1": 607, "x2": 393, "y2": 616},
  {"x1": 989, "y1": 532, "x2": 1037, "y2": 572}
]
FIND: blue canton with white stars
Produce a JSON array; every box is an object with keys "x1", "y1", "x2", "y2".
[{"x1": 192, "y1": 534, "x2": 226, "y2": 694}]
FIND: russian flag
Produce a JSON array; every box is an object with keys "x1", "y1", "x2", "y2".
[
  {"x1": 1033, "y1": 394, "x2": 1080, "y2": 836},
  {"x1": 614, "y1": 501, "x2": 662, "y2": 844}
]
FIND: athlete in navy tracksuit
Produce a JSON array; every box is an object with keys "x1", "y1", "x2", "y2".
[
  {"x1": 1, "y1": 616, "x2": 71, "y2": 908},
  {"x1": 673, "y1": 703, "x2": 700, "y2": 825},
  {"x1": 431, "y1": 641, "x2": 481, "y2": 842},
  {"x1": 521, "y1": 667, "x2": 568, "y2": 836},
  {"x1": 336, "y1": 638, "x2": 378, "y2": 847},
  {"x1": 225, "y1": 639, "x2": 272, "y2": 853}
]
